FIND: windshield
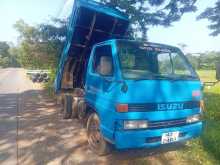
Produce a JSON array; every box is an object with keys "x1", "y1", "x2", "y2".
[{"x1": 117, "y1": 41, "x2": 198, "y2": 80}]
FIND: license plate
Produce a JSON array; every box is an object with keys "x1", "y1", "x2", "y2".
[{"x1": 161, "y1": 131, "x2": 179, "y2": 144}]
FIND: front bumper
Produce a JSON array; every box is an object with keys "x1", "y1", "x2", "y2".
[{"x1": 114, "y1": 122, "x2": 202, "y2": 149}]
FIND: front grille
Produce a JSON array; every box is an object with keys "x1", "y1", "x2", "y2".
[
  {"x1": 148, "y1": 118, "x2": 187, "y2": 129},
  {"x1": 128, "y1": 101, "x2": 200, "y2": 112}
]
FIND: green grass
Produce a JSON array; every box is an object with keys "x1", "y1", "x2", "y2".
[
  {"x1": 176, "y1": 70, "x2": 220, "y2": 164},
  {"x1": 196, "y1": 70, "x2": 217, "y2": 82},
  {"x1": 44, "y1": 69, "x2": 56, "y2": 98}
]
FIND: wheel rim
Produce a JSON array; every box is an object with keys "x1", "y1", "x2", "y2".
[{"x1": 88, "y1": 115, "x2": 102, "y2": 150}]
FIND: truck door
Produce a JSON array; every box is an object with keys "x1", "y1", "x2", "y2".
[{"x1": 86, "y1": 44, "x2": 116, "y2": 111}]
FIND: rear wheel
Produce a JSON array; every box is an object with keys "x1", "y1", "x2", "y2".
[
  {"x1": 63, "y1": 95, "x2": 72, "y2": 119},
  {"x1": 87, "y1": 113, "x2": 112, "y2": 155}
]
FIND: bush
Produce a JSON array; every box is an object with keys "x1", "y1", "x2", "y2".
[{"x1": 44, "y1": 69, "x2": 57, "y2": 98}]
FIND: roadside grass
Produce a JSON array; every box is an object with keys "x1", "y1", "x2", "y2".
[
  {"x1": 176, "y1": 70, "x2": 220, "y2": 164},
  {"x1": 200, "y1": 70, "x2": 220, "y2": 162},
  {"x1": 44, "y1": 81, "x2": 55, "y2": 97},
  {"x1": 44, "y1": 69, "x2": 57, "y2": 98},
  {"x1": 197, "y1": 70, "x2": 216, "y2": 82}
]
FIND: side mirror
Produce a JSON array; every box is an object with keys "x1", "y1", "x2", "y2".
[{"x1": 216, "y1": 63, "x2": 220, "y2": 81}]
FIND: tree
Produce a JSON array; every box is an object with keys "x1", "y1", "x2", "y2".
[
  {"x1": 186, "y1": 52, "x2": 220, "y2": 70},
  {"x1": 186, "y1": 53, "x2": 199, "y2": 69},
  {"x1": 8, "y1": 47, "x2": 20, "y2": 67},
  {"x1": 0, "y1": 42, "x2": 10, "y2": 57},
  {"x1": 0, "y1": 41, "x2": 20, "y2": 67},
  {"x1": 100, "y1": 0, "x2": 197, "y2": 39},
  {"x1": 197, "y1": 0, "x2": 220, "y2": 36},
  {"x1": 177, "y1": 43, "x2": 187, "y2": 53},
  {"x1": 14, "y1": 19, "x2": 67, "y2": 69}
]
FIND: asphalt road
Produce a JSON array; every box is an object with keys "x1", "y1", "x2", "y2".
[
  {"x1": 0, "y1": 68, "x2": 24, "y2": 164},
  {"x1": 0, "y1": 68, "x2": 184, "y2": 165}
]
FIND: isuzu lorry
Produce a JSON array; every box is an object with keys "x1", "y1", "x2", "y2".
[{"x1": 55, "y1": 0, "x2": 203, "y2": 155}]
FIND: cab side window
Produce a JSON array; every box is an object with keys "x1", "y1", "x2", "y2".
[
  {"x1": 157, "y1": 53, "x2": 172, "y2": 75},
  {"x1": 92, "y1": 45, "x2": 114, "y2": 76}
]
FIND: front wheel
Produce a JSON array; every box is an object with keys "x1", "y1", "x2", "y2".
[{"x1": 87, "y1": 113, "x2": 112, "y2": 156}]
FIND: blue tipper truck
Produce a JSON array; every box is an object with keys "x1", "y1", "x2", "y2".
[{"x1": 55, "y1": 0, "x2": 203, "y2": 155}]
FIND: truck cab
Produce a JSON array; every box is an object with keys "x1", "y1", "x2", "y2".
[{"x1": 84, "y1": 39, "x2": 203, "y2": 153}]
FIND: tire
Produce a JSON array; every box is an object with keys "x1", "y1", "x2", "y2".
[
  {"x1": 71, "y1": 98, "x2": 78, "y2": 118},
  {"x1": 77, "y1": 100, "x2": 87, "y2": 120},
  {"x1": 63, "y1": 95, "x2": 72, "y2": 119},
  {"x1": 87, "y1": 113, "x2": 112, "y2": 156}
]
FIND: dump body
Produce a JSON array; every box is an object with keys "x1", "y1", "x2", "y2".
[{"x1": 55, "y1": 0, "x2": 129, "y2": 92}]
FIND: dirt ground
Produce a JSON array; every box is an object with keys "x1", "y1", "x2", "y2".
[{"x1": 1, "y1": 68, "x2": 188, "y2": 165}]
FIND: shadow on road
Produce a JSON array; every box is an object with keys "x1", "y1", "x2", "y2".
[
  {"x1": 15, "y1": 89, "x2": 185, "y2": 165},
  {"x1": 0, "y1": 93, "x2": 18, "y2": 164}
]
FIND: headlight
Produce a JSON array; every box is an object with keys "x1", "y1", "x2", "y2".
[
  {"x1": 124, "y1": 120, "x2": 148, "y2": 130},
  {"x1": 186, "y1": 114, "x2": 201, "y2": 123}
]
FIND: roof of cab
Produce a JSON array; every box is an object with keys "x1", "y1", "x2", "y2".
[{"x1": 94, "y1": 39, "x2": 180, "y2": 50}]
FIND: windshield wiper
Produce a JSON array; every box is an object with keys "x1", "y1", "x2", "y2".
[
  {"x1": 133, "y1": 75, "x2": 173, "y2": 81},
  {"x1": 152, "y1": 74, "x2": 175, "y2": 80},
  {"x1": 173, "y1": 75, "x2": 198, "y2": 80},
  {"x1": 132, "y1": 74, "x2": 198, "y2": 81},
  {"x1": 133, "y1": 76, "x2": 155, "y2": 81}
]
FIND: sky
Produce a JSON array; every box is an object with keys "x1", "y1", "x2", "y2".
[{"x1": 0, "y1": 0, "x2": 220, "y2": 53}]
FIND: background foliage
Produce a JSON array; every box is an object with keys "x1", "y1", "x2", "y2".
[
  {"x1": 186, "y1": 52, "x2": 220, "y2": 70},
  {"x1": 1, "y1": 0, "x2": 219, "y2": 71},
  {"x1": 100, "y1": 0, "x2": 197, "y2": 39},
  {"x1": 13, "y1": 19, "x2": 67, "y2": 69},
  {"x1": 197, "y1": 0, "x2": 220, "y2": 36},
  {"x1": 0, "y1": 41, "x2": 20, "y2": 68}
]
